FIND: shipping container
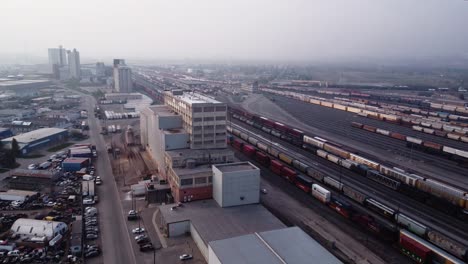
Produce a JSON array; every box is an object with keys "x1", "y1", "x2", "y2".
[
  {"x1": 406, "y1": 136, "x2": 422, "y2": 145},
  {"x1": 323, "y1": 176, "x2": 343, "y2": 191},
  {"x1": 349, "y1": 153, "x2": 380, "y2": 170},
  {"x1": 391, "y1": 132, "x2": 407, "y2": 141},
  {"x1": 366, "y1": 198, "x2": 395, "y2": 218},
  {"x1": 399, "y1": 230, "x2": 430, "y2": 264},
  {"x1": 295, "y1": 174, "x2": 313, "y2": 193},
  {"x1": 326, "y1": 153, "x2": 340, "y2": 164},
  {"x1": 317, "y1": 149, "x2": 328, "y2": 159},
  {"x1": 447, "y1": 133, "x2": 461, "y2": 140},
  {"x1": 312, "y1": 184, "x2": 331, "y2": 203},
  {"x1": 333, "y1": 104, "x2": 347, "y2": 111},
  {"x1": 363, "y1": 125, "x2": 377, "y2": 132},
  {"x1": 416, "y1": 180, "x2": 466, "y2": 207},
  {"x1": 395, "y1": 214, "x2": 427, "y2": 237},
  {"x1": 292, "y1": 160, "x2": 309, "y2": 173},
  {"x1": 306, "y1": 167, "x2": 324, "y2": 182},
  {"x1": 304, "y1": 135, "x2": 324, "y2": 149},
  {"x1": 422, "y1": 141, "x2": 442, "y2": 151},
  {"x1": 323, "y1": 143, "x2": 350, "y2": 159},
  {"x1": 376, "y1": 128, "x2": 390, "y2": 136},
  {"x1": 427, "y1": 230, "x2": 468, "y2": 261},
  {"x1": 321, "y1": 101, "x2": 333, "y2": 108},
  {"x1": 343, "y1": 186, "x2": 367, "y2": 204}
]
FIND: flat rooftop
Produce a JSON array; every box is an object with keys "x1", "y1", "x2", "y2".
[
  {"x1": 163, "y1": 129, "x2": 186, "y2": 135},
  {"x1": 160, "y1": 199, "x2": 285, "y2": 246},
  {"x1": 0, "y1": 79, "x2": 50, "y2": 87},
  {"x1": 1, "y1": 128, "x2": 67, "y2": 144},
  {"x1": 146, "y1": 105, "x2": 179, "y2": 117},
  {"x1": 172, "y1": 165, "x2": 212, "y2": 178},
  {"x1": 209, "y1": 227, "x2": 342, "y2": 264},
  {"x1": 10, "y1": 169, "x2": 57, "y2": 179},
  {"x1": 168, "y1": 91, "x2": 222, "y2": 105},
  {"x1": 214, "y1": 162, "x2": 258, "y2": 173},
  {"x1": 166, "y1": 148, "x2": 233, "y2": 158},
  {"x1": 0, "y1": 189, "x2": 38, "y2": 197}
]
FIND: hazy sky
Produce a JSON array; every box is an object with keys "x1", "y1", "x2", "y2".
[{"x1": 2, "y1": 0, "x2": 468, "y2": 62}]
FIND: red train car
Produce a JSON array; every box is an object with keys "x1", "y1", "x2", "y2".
[
  {"x1": 242, "y1": 144, "x2": 256, "y2": 158},
  {"x1": 255, "y1": 152, "x2": 270, "y2": 166},
  {"x1": 295, "y1": 174, "x2": 313, "y2": 193},
  {"x1": 232, "y1": 139, "x2": 243, "y2": 151},
  {"x1": 281, "y1": 166, "x2": 297, "y2": 182},
  {"x1": 270, "y1": 160, "x2": 284, "y2": 175}
]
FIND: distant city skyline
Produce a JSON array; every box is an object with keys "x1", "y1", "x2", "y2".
[{"x1": 1, "y1": 0, "x2": 468, "y2": 64}]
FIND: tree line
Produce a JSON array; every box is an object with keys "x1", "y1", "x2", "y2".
[{"x1": 0, "y1": 138, "x2": 20, "y2": 169}]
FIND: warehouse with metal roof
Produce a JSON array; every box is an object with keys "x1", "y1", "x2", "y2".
[
  {"x1": 208, "y1": 227, "x2": 343, "y2": 264},
  {"x1": 10, "y1": 218, "x2": 68, "y2": 240},
  {"x1": 1, "y1": 127, "x2": 68, "y2": 155}
]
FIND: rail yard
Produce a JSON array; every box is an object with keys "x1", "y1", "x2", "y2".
[{"x1": 133, "y1": 69, "x2": 468, "y2": 264}]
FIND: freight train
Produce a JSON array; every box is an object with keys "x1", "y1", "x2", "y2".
[
  {"x1": 230, "y1": 107, "x2": 468, "y2": 217},
  {"x1": 352, "y1": 122, "x2": 468, "y2": 167},
  {"x1": 227, "y1": 129, "x2": 467, "y2": 263}
]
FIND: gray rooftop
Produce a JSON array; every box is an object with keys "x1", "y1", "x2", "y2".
[
  {"x1": 1, "y1": 128, "x2": 67, "y2": 144},
  {"x1": 160, "y1": 200, "x2": 285, "y2": 246},
  {"x1": 214, "y1": 162, "x2": 258, "y2": 173},
  {"x1": 145, "y1": 105, "x2": 178, "y2": 116},
  {"x1": 0, "y1": 79, "x2": 50, "y2": 87},
  {"x1": 166, "y1": 147, "x2": 233, "y2": 158},
  {"x1": 209, "y1": 227, "x2": 343, "y2": 264}
]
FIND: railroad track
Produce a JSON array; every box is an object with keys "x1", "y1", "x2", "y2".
[
  {"x1": 269, "y1": 95, "x2": 468, "y2": 185},
  {"x1": 231, "y1": 121, "x2": 468, "y2": 245}
]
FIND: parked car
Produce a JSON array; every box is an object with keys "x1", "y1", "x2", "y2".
[
  {"x1": 86, "y1": 234, "x2": 98, "y2": 240},
  {"x1": 132, "y1": 227, "x2": 145, "y2": 234},
  {"x1": 83, "y1": 198, "x2": 95, "y2": 205},
  {"x1": 27, "y1": 164, "x2": 37, "y2": 170},
  {"x1": 127, "y1": 210, "x2": 138, "y2": 220},
  {"x1": 139, "y1": 243, "x2": 154, "y2": 252},
  {"x1": 179, "y1": 254, "x2": 193, "y2": 261}
]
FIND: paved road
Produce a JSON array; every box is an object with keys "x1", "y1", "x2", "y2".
[{"x1": 83, "y1": 94, "x2": 137, "y2": 264}]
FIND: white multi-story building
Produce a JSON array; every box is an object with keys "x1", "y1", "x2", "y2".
[
  {"x1": 113, "y1": 59, "x2": 133, "y2": 93},
  {"x1": 48, "y1": 45, "x2": 67, "y2": 73},
  {"x1": 67, "y1": 48, "x2": 81, "y2": 79},
  {"x1": 164, "y1": 91, "x2": 227, "y2": 149}
]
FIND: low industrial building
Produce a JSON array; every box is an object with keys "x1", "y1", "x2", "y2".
[
  {"x1": 212, "y1": 162, "x2": 260, "y2": 208},
  {"x1": 158, "y1": 200, "x2": 285, "y2": 260},
  {"x1": 208, "y1": 227, "x2": 342, "y2": 264},
  {"x1": 0, "y1": 189, "x2": 38, "y2": 202},
  {"x1": 146, "y1": 183, "x2": 172, "y2": 204},
  {"x1": 10, "y1": 218, "x2": 68, "y2": 240},
  {"x1": 62, "y1": 157, "x2": 90, "y2": 172},
  {"x1": 1, "y1": 127, "x2": 68, "y2": 155},
  {"x1": 0, "y1": 79, "x2": 52, "y2": 96},
  {"x1": 8, "y1": 169, "x2": 60, "y2": 191},
  {"x1": 167, "y1": 165, "x2": 214, "y2": 202},
  {"x1": 105, "y1": 93, "x2": 142, "y2": 101}
]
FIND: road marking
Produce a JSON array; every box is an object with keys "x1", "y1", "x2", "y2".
[{"x1": 152, "y1": 209, "x2": 168, "y2": 248}]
